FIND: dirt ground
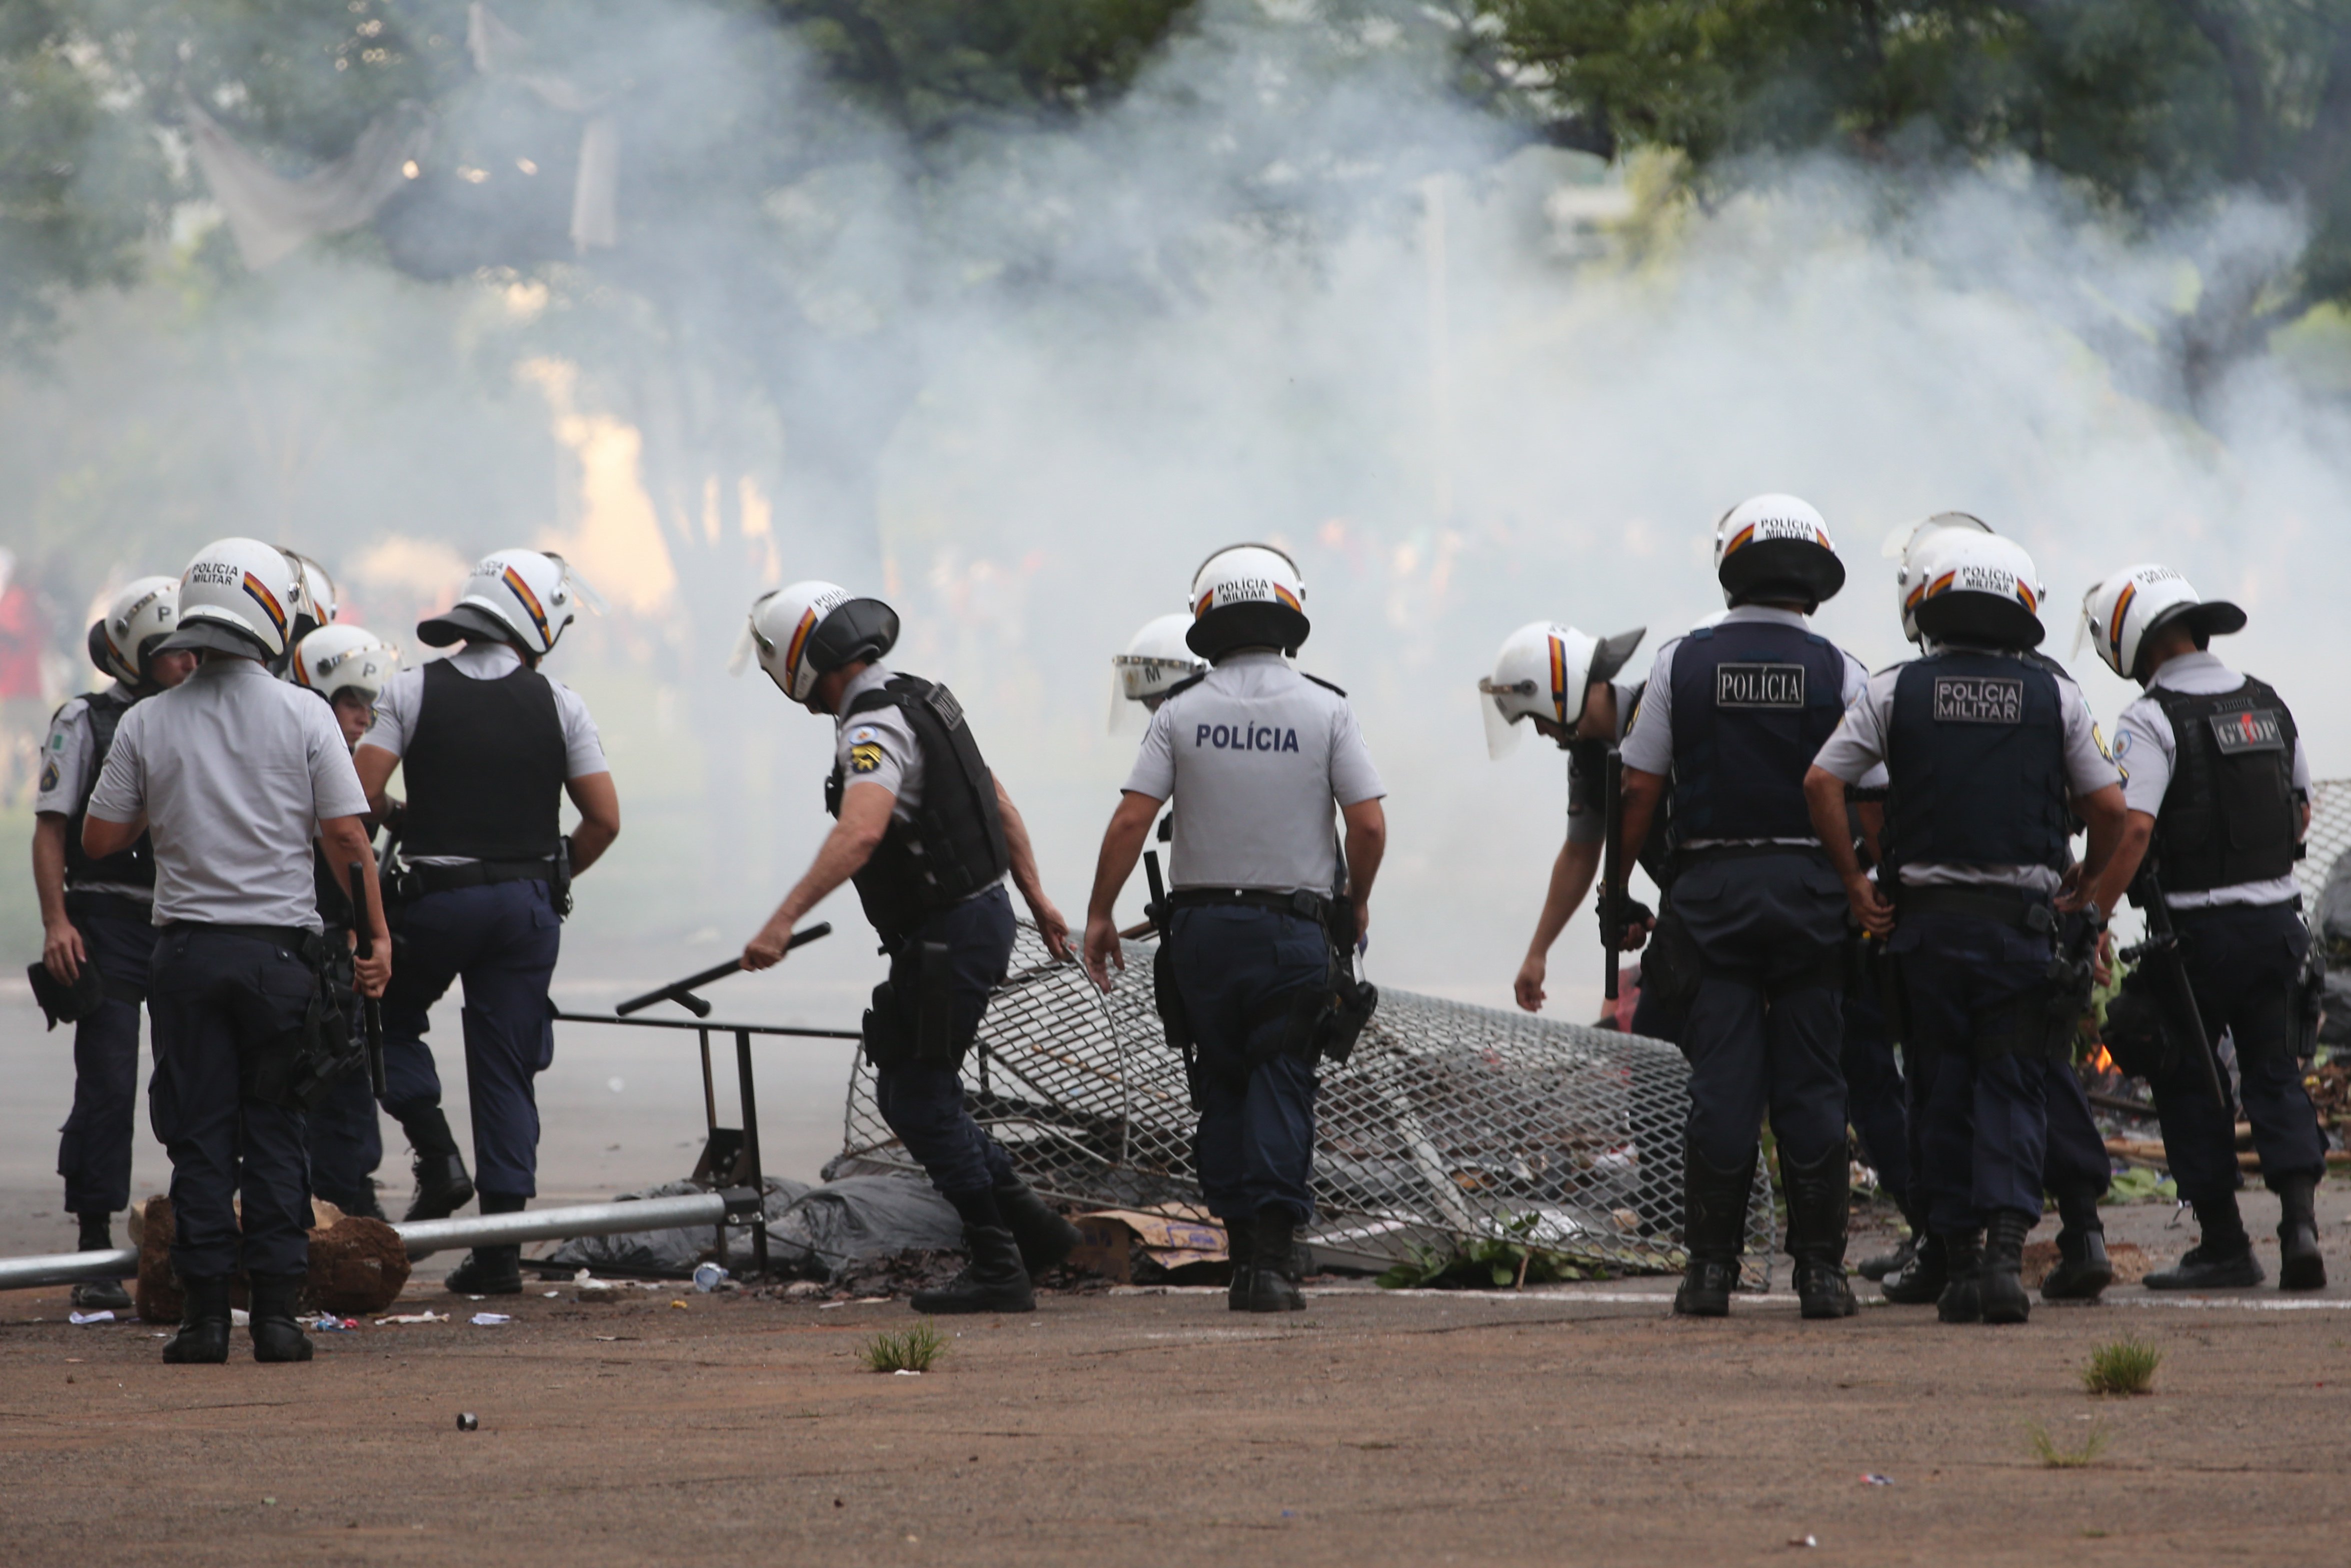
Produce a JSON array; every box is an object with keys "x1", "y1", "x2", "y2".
[{"x1": 6, "y1": 1193, "x2": 2351, "y2": 1568}]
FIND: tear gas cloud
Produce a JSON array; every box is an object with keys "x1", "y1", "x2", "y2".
[{"x1": 12, "y1": 0, "x2": 2351, "y2": 1022}]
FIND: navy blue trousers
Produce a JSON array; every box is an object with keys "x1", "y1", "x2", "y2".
[
  {"x1": 1891, "y1": 910, "x2": 2054, "y2": 1230},
  {"x1": 381, "y1": 881, "x2": 560, "y2": 1200},
  {"x1": 145, "y1": 926, "x2": 316, "y2": 1279},
  {"x1": 1165, "y1": 904, "x2": 1328, "y2": 1224},
  {"x1": 2042, "y1": 1058, "x2": 2110, "y2": 1199},
  {"x1": 870, "y1": 886, "x2": 1018, "y2": 1200},
  {"x1": 56, "y1": 898, "x2": 157, "y2": 1216},
  {"x1": 2147, "y1": 902, "x2": 2325, "y2": 1203},
  {"x1": 1672, "y1": 854, "x2": 1850, "y2": 1170},
  {"x1": 1841, "y1": 974, "x2": 1911, "y2": 1208}
]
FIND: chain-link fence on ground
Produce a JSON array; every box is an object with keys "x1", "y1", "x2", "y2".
[
  {"x1": 837, "y1": 923, "x2": 1776, "y2": 1288},
  {"x1": 2299, "y1": 780, "x2": 2351, "y2": 909}
]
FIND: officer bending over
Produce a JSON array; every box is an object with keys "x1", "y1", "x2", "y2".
[
  {"x1": 1805, "y1": 531, "x2": 2125, "y2": 1326},
  {"x1": 1475, "y1": 622, "x2": 1651, "y2": 1018},
  {"x1": 1084, "y1": 546, "x2": 1387, "y2": 1313},
  {"x1": 32, "y1": 578, "x2": 194, "y2": 1308},
  {"x1": 739, "y1": 582, "x2": 1077, "y2": 1315},
  {"x1": 2076, "y1": 565, "x2": 2327, "y2": 1292},
  {"x1": 290, "y1": 624, "x2": 403, "y2": 1220},
  {"x1": 353, "y1": 550, "x2": 620, "y2": 1292},
  {"x1": 84, "y1": 539, "x2": 389, "y2": 1364},
  {"x1": 1611, "y1": 496, "x2": 1866, "y2": 1320}
]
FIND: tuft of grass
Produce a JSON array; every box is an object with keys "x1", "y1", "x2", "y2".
[
  {"x1": 2024, "y1": 1418, "x2": 2109, "y2": 1468},
  {"x1": 2081, "y1": 1336, "x2": 2161, "y2": 1397},
  {"x1": 860, "y1": 1320, "x2": 948, "y2": 1374}
]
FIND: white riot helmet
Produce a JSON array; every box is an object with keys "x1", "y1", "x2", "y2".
[
  {"x1": 417, "y1": 548, "x2": 601, "y2": 658},
  {"x1": 1477, "y1": 622, "x2": 1645, "y2": 760},
  {"x1": 161, "y1": 538, "x2": 299, "y2": 658},
  {"x1": 1886, "y1": 512, "x2": 1993, "y2": 646},
  {"x1": 735, "y1": 580, "x2": 900, "y2": 703},
  {"x1": 1110, "y1": 612, "x2": 1206, "y2": 731},
  {"x1": 291, "y1": 624, "x2": 400, "y2": 706},
  {"x1": 1713, "y1": 494, "x2": 1845, "y2": 610},
  {"x1": 2081, "y1": 564, "x2": 2245, "y2": 684},
  {"x1": 91, "y1": 576, "x2": 180, "y2": 686},
  {"x1": 1909, "y1": 531, "x2": 2047, "y2": 650},
  {"x1": 1187, "y1": 543, "x2": 1309, "y2": 660}
]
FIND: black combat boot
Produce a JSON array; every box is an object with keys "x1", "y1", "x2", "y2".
[
  {"x1": 401, "y1": 1110, "x2": 475, "y2": 1224},
  {"x1": 442, "y1": 1192, "x2": 525, "y2": 1295},
  {"x1": 1673, "y1": 1146, "x2": 1755, "y2": 1318},
  {"x1": 1977, "y1": 1210, "x2": 2033, "y2": 1324},
  {"x1": 1779, "y1": 1146, "x2": 1858, "y2": 1320},
  {"x1": 912, "y1": 1190, "x2": 1036, "y2": 1314},
  {"x1": 2040, "y1": 1186, "x2": 2113, "y2": 1302},
  {"x1": 1246, "y1": 1205, "x2": 1306, "y2": 1313},
  {"x1": 1223, "y1": 1212, "x2": 1258, "y2": 1312},
  {"x1": 161, "y1": 1276, "x2": 232, "y2": 1364},
  {"x1": 1934, "y1": 1230, "x2": 1983, "y2": 1324},
  {"x1": 2145, "y1": 1195, "x2": 2264, "y2": 1290},
  {"x1": 248, "y1": 1272, "x2": 315, "y2": 1363},
  {"x1": 1854, "y1": 1194, "x2": 1925, "y2": 1282},
  {"x1": 1878, "y1": 1233, "x2": 1948, "y2": 1304},
  {"x1": 993, "y1": 1178, "x2": 1081, "y2": 1279},
  {"x1": 2274, "y1": 1172, "x2": 2327, "y2": 1292},
  {"x1": 70, "y1": 1211, "x2": 132, "y2": 1312}
]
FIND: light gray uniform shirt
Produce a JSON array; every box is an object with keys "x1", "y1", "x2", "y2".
[
  {"x1": 2112, "y1": 650, "x2": 2310, "y2": 910},
  {"x1": 1123, "y1": 652, "x2": 1385, "y2": 895},
  {"x1": 360, "y1": 640, "x2": 608, "y2": 866},
  {"x1": 86, "y1": 656, "x2": 371, "y2": 930},
  {"x1": 1617, "y1": 606, "x2": 1873, "y2": 847},
  {"x1": 833, "y1": 662, "x2": 929, "y2": 828},
  {"x1": 35, "y1": 690, "x2": 154, "y2": 902},
  {"x1": 1812, "y1": 646, "x2": 2120, "y2": 895}
]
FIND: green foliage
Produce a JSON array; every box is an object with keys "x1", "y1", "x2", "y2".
[
  {"x1": 2104, "y1": 1166, "x2": 2176, "y2": 1204},
  {"x1": 2082, "y1": 1336, "x2": 2161, "y2": 1396},
  {"x1": 860, "y1": 1319, "x2": 948, "y2": 1372},
  {"x1": 2024, "y1": 1417, "x2": 2110, "y2": 1468},
  {"x1": 1376, "y1": 1212, "x2": 1602, "y2": 1290}
]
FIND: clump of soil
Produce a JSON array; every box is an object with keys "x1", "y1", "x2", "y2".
[{"x1": 130, "y1": 1196, "x2": 408, "y2": 1320}]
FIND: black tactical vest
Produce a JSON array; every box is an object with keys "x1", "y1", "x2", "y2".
[
  {"x1": 2149, "y1": 675, "x2": 2299, "y2": 893},
  {"x1": 826, "y1": 674, "x2": 1011, "y2": 946},
  {"x1": 1883, "y1": 651, "x2": 2071, "y2": 876},
  {"x1": 61, "y1": 687, "x2": 155, "y2": 892},
  {"x1": 401, "y1": 660, "x2": 568, "y2": 860},
  {"x1": 1667, "y1": 622, "x2": 1848, "y2": 841}
]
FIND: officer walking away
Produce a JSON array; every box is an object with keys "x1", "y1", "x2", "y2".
[
  {"x1": 352, "y1": 550, "x2": 621, "y2": 1293},
  {"x1": 1610, "y1": 495, "x2": 1867, "y2": 1320},
  {"x1": 31, "y1": 577, "x2": 196, "y2": 1308},
  {"x1": 2075, "y1": 564, "x2": 2328, "y2": 1292},
  {"x1": 1083, "y1": 546, "x2": 1387, "y2": 1313},
  {"x1": 738, "y1": 582, "x2": 1077, "y2": 1314},
  {"x1": 83, "y1": 539, "x2": 390, "y2": 1364},
  {"x1": 1804, "y1": 531, "x2": 2126, "y2": 1326},
  {"x1": 290, "y1": 624, "x2": 403, "y2": 1220},
  {"x1": 1475, "y1": 622, "x2": 1651, "y2": 1017}
]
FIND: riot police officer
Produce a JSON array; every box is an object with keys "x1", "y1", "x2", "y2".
[
  {"x1": 739, "y1": 582, "x2": 1078, "y2": 1314},
  {"x1": 1112, "y1": 612, "x2": 1207, "y2": 722},
  {"x1": 31, "y1": 576, "x2": 194, "y2": 1307},
  {"x1": 1805, "y1": 530, "x2": 2126, "y2": 1325},
  {"x1": 290, "y1": 624, "x2": 403, "y2": 1220},
  {"x1": 352, "y1": 550, "x2": 622, "y2": 1293},
  {"x1": 1475, "y1": 622, "x2": 1651, "y2": 1018},
  {"x1": 2075, "y1": 565, "x2": 2327, "y2": 1291},
  {"x1": 1610, "y1": 496, "x2": 1867, "y2": 1320},
  {"x1": 83, "y1": 539, "x2": 389, "y2": 1364},
  {"x1": 1083, "y1": 545, "x2": 1387, "y2": 1313}
]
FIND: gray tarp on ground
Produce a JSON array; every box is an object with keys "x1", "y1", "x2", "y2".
[{"x1": 540, "y1": 1174, "x2": 960, "y2": 1280}]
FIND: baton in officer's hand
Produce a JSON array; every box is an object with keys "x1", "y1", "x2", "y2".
[
  {"x1": 617, "y1": 923, "x2": 833, "y2": 1018},
  {"x1": 349, "y1": 861, "x2": 387, "y2": 1099}
]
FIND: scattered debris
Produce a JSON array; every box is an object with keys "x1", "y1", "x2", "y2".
[
  {"x1": 1859, "y1": 1474, "x2": 1893, "y2": 1486},
  {"x1": 456, "y1": 1412, "x2": 479, "y2": 1432},
  {"x1": 1788, "y1": 1534, "x2": 1818, "y2": 1548},
  {"x1": 470, "y1": 1312, "x2": 513, "y2": 1326},
  {"x1": 692, "y1": 1262, "x2": 729, "y2": 1292},
  {"x1": 309, "y1": 1315, "x2": 358, "y2": 1332},
  {"x1": 68, "y1": 1310, "x2": 116, "y2": 1326},
  {"x1": 376, "y1": 1310, "x2": 450, "y2": 1326}
]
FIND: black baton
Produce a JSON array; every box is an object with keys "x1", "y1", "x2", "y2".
[
  {"x1": 616, "y1": 923, "x2": 833, "y2": 1018},
  {"x1": 350, "y1": 861, "x2": 387, "y2": 1100}
]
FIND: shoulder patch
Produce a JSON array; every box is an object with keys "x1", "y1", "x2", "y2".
[
  {"x1": 2090, "y1": 722, "x2": 2112, "y2": 762},
  {"x1": 1299, "y1": 672, "x2": 1348, "y2": 698},
  {"x1": 847, "y1": 724, "x2": 882, "y2": 746},
  {"x1": 848, "y1": 740, "x2": 886, "y2": 776},
  {"x1": 38, "y1": 758, "x2": 59, "y2": 793},
  {"x1": 2109, "y1": 728, "x2": 2132, "y2": 762}
]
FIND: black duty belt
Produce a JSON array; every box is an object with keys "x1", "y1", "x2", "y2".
[
  {"x1": 1896, "y1": 884, "x2": 2056, "y2": 933},
  {"x1": 1165, "y1": 888, "x2": 1331, "y2": 923},
  {"x1": 393, "y1": 858, "x2": 554, "y2": 898},
  {"x1": 161, "y1": 920, "x2": 321, "y2": 954},
  {"x1": 63, "y1": 890, "x2": 155, "y2": 924}
]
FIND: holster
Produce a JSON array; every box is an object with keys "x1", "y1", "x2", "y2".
[
  {"x1": 1639, "y1": 902, "x2": 1703, "y2": 1016},
  {"x1": 1152, "y1": 943, "x2": 1205, "y2": 1104},
  {"x1": 1305, "y1": 894, "x2": 1378, "y2": 1068},
  {"x1": 2291, "y1": 926, "x2": 2325, "y2": 1062},
  {"x1": 244, "y1": 938, "x2": 365, "y2": 1112},
  {"x1": 2100, "y1": 966, "x2": 2171, "y2": 1080},
  {"x1": 862, "y1": 940, "x2": 964, "y2": 1072}
]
